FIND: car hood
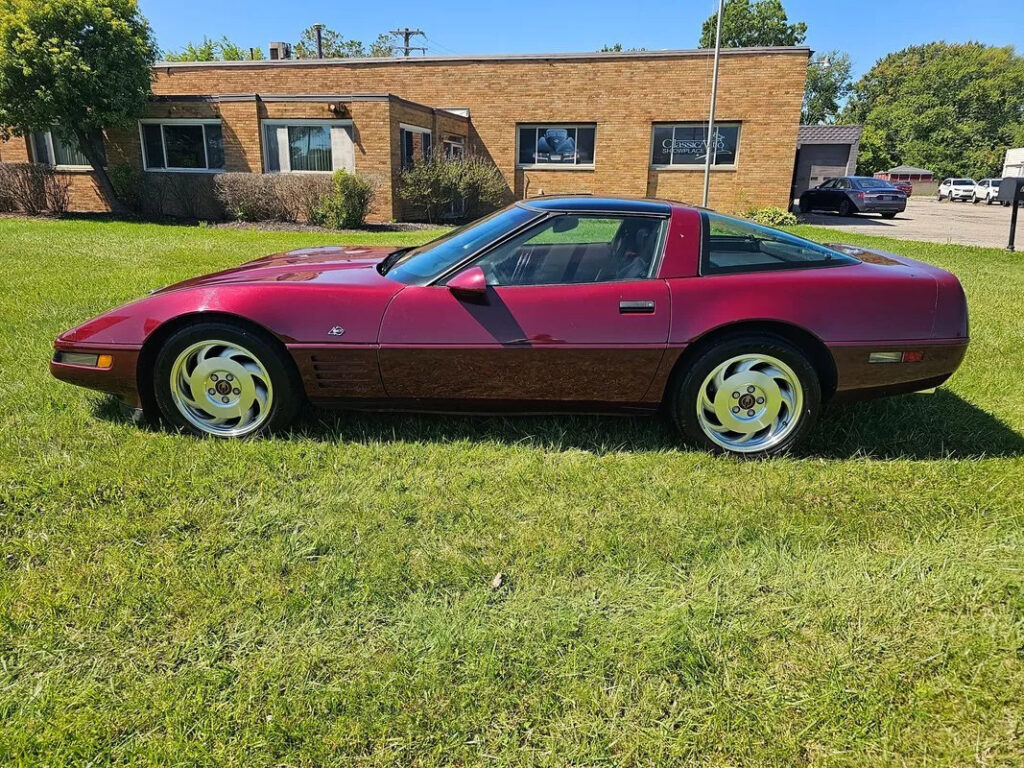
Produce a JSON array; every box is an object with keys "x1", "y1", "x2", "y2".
[{"x1": 154, "y1": 245, "x2": 399, "y2": 292}]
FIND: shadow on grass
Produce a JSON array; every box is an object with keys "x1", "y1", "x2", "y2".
[{"x1": 93, "y1": 389, "x2": 1024, "y2": 460}]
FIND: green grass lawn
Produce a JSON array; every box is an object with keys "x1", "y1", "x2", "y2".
[{"x1": 1, "y1": 217, "x2": 1022, "y2": 767}]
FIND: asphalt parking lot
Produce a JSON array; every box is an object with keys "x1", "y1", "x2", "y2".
[{"x1": 800, "y1": 196, "x2": 1017, "y2": 249}]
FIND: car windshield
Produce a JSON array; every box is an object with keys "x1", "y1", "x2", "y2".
[
  {"x1": 954, "y1": 179, "x2": 974, "y2": 185},
  {"x1": 854, "y1": 178, "x2": 895, "y2": 189},
  {"x1": 384, "y1": 206, "x2": 541, "y2": 284}
]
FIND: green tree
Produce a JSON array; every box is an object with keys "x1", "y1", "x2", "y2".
[
  {"x1": 368, "y1": 33, "x2": 395, "y2": 57},
  {"x1": 699, "y1": 0, "x2": 806, "y2": 48},
  {"x1": 802, "y1": 50, "x2": 853, "y2": 124},
  {"x1": 163, "y1": 35, "x2": 264, "y2": 62},
  {"x1": 843, "y1": 42, "x2": 1024, "y2": 178},
  {"x1": 598, "y1": 43, "x2": 647, "y2": 52},
  {"x1": 294, "y1": 25, "x2": 366, "y2": 58},
  {"x1": 0, "y1": 0, "x2": 157, "y2": 213}
]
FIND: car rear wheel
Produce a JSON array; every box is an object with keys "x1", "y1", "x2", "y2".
[
  {"x1": 670, "y1": 335, "x2": 821, "y2": 458},
  {"x1": 153, "y1": 321, "x2": 302, "y2": 438},
  {"x1": 838, "y1": 199, "x2": 854, "y2": 216}
]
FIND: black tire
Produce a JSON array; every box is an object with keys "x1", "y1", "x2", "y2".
[
  {"x1": 152, "y1": 320, "x2": 302, "y2": 438},
  {"x1": 668, "y1": 334, "x2": 822, "y2": 458},
  {"x1": 838, "y1": 198, "x2": 854, "y2": 217},
  {"x1": 971, "y1": 194, "x2": 979, "y2": 204},
  {"x1": 881, "y1": 212, "x2": 898, "y2": 219}
]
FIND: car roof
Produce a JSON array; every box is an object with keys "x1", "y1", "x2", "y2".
[{"x1": 517, "y1": 195, "x2": 674, "y2": 216}]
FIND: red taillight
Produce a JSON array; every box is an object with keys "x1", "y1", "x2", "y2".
[{"x1": 902, "y1": 351, "x2": 924, "y2": 363}]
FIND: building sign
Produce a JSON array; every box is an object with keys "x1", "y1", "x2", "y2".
[{"x1": 651, "y1": 123, "x2": 740, "y2": 167}]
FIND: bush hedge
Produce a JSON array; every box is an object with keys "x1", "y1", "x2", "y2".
[
  {"x1": 0, "y1": 163, "x2": 70, "y2": 215},
  {"x1": 399, "y1": 154, "x2": 507, "y2": 223},
  {"x1": 311, "y1": 170, "x2": 376, "y2": 229},
  {"x1": 214, "y1": 173, "x2": 333, "y2": 223},
  {"x1": 742, "y1": 206, "x2": 799, "y2": 227}
]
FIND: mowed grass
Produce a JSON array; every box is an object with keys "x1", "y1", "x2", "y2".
[{"x1": 1, "y1": 216, "x2": 1022, "y2": 767}]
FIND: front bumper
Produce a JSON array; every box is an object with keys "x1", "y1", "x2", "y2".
[
  {"x1": 948, "y1": 189, "x2": 973, "y2": 200},
  {"x1": 50, "y1": 341, "x2": 143, "y2": 408}
]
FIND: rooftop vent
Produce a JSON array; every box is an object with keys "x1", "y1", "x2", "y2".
[{"x1": 269, "y1": 42, "x2": 292, "y2": 60}]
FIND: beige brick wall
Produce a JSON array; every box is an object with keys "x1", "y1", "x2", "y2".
[
  {"x1": 3, "y1": 50, "x2": 807, "y2": 218},
  {"x1": 149, "y1": 50, "x2": 808, "y2": 213}
]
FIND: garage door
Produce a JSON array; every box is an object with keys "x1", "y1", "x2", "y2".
[{"x1": 792, "y1": 144, "x2": 851, "y2": 197}]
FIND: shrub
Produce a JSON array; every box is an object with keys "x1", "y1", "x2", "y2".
[
  {"x1": 215, "y1": 173, "x2": 286, "y2": 222},
  {"x1": 109, "y1": 163, "x2": 144, "y2": 212},
  {"x1": 311, "y1": 169, "x2": 376, "y2": 229},
  {"x1": 0, "y1": 162, "x2": 70, "y2": 215},
  {"x1": 278, "y1": 174, "x2": 333, "y2": 222},
  {"x1": 215, "y1": 173, "x2": 333, "y2": 223},
  {"x1": 399, "y1": 153, "x2": 507, "y2": 223},
  {"x1": 0, "y1": 165, "x2": 16, "y2": 212},
  {"x1": 742, "y1": 206, "x2": 798, "y2": 227}
]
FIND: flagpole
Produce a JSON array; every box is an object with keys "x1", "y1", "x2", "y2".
[{"x1": 702, "y1": 0, "x2": 724, "y2": 208}]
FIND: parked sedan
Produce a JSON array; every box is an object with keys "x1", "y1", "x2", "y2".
[
  {"x1": 51, "y1": 197, "x2": 968, "y2": 457},
  {"x1": 799, "y1": 176, "x2": 908, "y2": 218},
  {"x1": 890, "y1": 180, "x2": 913, "y2": 196},
  {"x1": 938, "y1": 178, "x2": 977, "y2": 202}
]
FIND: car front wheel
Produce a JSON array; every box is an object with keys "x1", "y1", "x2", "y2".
[
  {"x1": 670, "y1": 335, "x2": 821, "y2": 458},
  {"x1": 153, "y1": 321, "x2": 302, "y2": 438}
]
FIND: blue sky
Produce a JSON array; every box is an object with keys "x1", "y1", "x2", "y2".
[{"x1": 140, "y1": 0, "x2": 1023, "y2": 78}]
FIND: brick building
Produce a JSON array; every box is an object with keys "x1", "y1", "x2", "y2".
[{"x1": 0, "y1": 46, "x2": 810, "y2": 221}]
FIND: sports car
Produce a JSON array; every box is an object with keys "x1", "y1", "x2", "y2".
[{"x1": 51, "y1": 196, "x2": 969, "y2": 457}]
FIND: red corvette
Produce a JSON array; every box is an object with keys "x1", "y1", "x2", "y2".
[{"x1": 51, "y1": 196, "x2": 969, "y2": 456}]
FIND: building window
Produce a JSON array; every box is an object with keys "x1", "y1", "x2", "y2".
[
  {"x1": 29, "y1": 130, "x2": 97, "y2": 168},
  {"x1": 263, "y1": 120, "x2": 354, "y2": 173},
  {"x1": 400, "y1": 125, "x2": 433, "y2": 170},
  {"x1": 140, "y1": 120, "x2": 224, "y2": 172},
  {"x1": 442, "y1": 135, "x2": 465, "y2": 159},
  {"x1": 517, "y1": 125, "x2": 596, "y2": 167},
  {"x1": 651, "y1": 123, "x2": 740, "y2": 168}
]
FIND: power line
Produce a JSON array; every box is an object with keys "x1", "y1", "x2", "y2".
[
  {"x1": 423, "y1": 34, "x2": 460, "y2": 55},
  {"x1": 388, "y1": 28, "x2": 427, "y2": 57}
]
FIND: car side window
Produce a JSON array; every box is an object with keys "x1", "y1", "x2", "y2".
[
  {"x1": 470, "y1": 214, "x2": 668, "y2": 286},
  {"x1": 701, "y1": 213, "x2": 859, "y2": 275},
  {"x1": 835, "y1": 178, "x2": 851, "y2": 190},
  {"x1": 819, "y1": 179, "x2": 836, "y2": 189}
]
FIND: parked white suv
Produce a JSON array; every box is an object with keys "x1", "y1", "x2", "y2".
[
  {"x1": 938, "y1": 178, "x2": 976, "y2": 202},
  {"x1": 973, "y1": 178, "x2": 1004, "y2": 205}
]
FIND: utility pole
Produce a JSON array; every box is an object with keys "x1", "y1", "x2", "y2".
[
  {"x1": 389, "y1": 28, "x2": 427, "y2": 57},
  {"x1": 702, "y1": 0, "x2": 724, "y2": 208}
]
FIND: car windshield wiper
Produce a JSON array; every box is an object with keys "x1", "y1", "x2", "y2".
[{"x1": 377, "y1": 247, "x2": 413, "y2": 276}]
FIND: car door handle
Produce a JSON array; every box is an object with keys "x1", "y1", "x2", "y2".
[{"x1": 619, "y1": 300, "x2": 655, "y2": 314}]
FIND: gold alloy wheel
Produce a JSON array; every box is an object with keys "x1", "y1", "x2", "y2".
[{"x1": 695, "y1": 353, "x2": 804, "y2": 453}]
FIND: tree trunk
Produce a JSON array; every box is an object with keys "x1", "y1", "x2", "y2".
[{"x1": 74, "y1": 127, "x2": 129, "y2": 216}]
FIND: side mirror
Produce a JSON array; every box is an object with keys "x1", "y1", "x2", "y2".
[{"x1": 447, "y1": 266, "x2": 488, "y2": 296}]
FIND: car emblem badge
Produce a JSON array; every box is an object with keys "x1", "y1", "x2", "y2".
[{"x1": 328, "y1": 326, "x2": 345, "y2": 337}]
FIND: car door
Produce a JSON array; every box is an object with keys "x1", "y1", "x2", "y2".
[
  {"x1": 803, "y1": 178, "x2": 832, "y2": 210},
  {"x1": 378, "y1": 214, "x2": 671, "y2": 405},
  {"x1": 831, "y1": 177, "x2": 853, "y2": 209}
]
